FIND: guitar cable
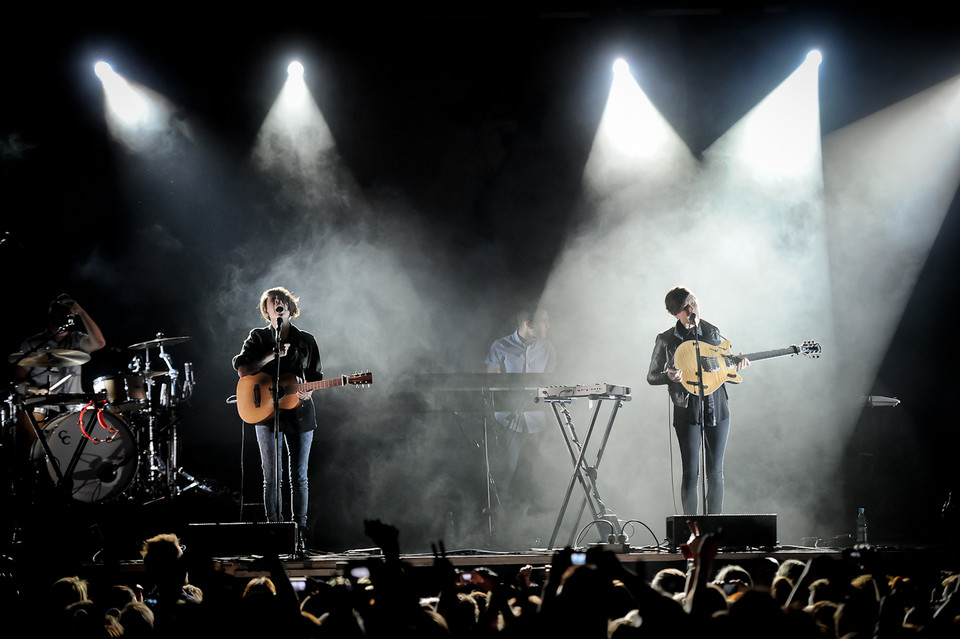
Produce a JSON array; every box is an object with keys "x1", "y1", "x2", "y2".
[
  {"x1": 239, "y1": 416, "x2": 247, "y2": 521},
  {"x1": 661, "y1": 361, "x2": 682, "y2": 517}
]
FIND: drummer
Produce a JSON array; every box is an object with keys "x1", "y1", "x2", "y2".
[{"x1": 14, "y1": 294, "x2": 106, "y2": 409}]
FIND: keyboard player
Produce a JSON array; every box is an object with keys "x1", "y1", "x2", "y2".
[{"x1": 483, "y1": 307, "x2": 557, "y2": 532}]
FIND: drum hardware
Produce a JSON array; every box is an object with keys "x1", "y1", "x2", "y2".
[
  {"x1": 3, "y1": 332, "x2": 207, "y2": 511},
  {"x1": 121, "y1": 332, "x2": 205, "y2": 501}
]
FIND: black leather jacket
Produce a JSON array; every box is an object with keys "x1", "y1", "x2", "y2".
[{"x1": 647, "y1": 319, "x2": 729, "y2": 426}]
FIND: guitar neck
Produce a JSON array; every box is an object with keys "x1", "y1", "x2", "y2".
[
  {"x1": 740, "y1": 346, "x2": 800, "y2": 362},
  {"x1": 288, "y1": 376, "x2": 345, "y2": 393}
]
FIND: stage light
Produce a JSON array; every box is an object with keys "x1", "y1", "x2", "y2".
[
  {"x1": 806, "y1": 49, "x2": 823, "y2": 66},
  {"x1": 93, "y1": 60, "x2": 178, "y2": 152},
  {"x1": 94, "y1": 62, "x2": 149, "y2": 129},
  {"x1": 581, "y1": 57, "x2": 695, "y2": 197},
  {"x1": 704, "y1": 50, "x2": 823, "y2": 182},
  {"x1": 252, "y1": 56, "x2": 337, "y2": 184},
  {"x1": 823, "y1": 73, "x2": 960, "y2": 401},
  {"x1": 93, "y1": 61, "x2": 114, "y2": 80}
]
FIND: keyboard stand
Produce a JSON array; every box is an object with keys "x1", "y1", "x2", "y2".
[{"x1": 539, "y1": 391, "x2": 631, "y2": 550}]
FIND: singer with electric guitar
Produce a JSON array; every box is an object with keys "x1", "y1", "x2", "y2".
[
  {"x1": 233, "y1": 286, "x2": 323, "y2": 548},
  {"x1": 647, "y1": 287, "x2": 750, "y2": 516}
]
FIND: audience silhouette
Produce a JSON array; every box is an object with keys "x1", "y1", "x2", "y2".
[{"x1": 6, "y1": 519, "x2": 959, "y2": 638}]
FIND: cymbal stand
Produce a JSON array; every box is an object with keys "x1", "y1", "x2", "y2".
[
  {"x1": 157, "y1": 341, "x2": 179, "y2": 489},
  {"x1": 170, "y1": 361, "x2": 205, "y2": 495},
  {"x1": 543, "y1": 392, "x2": 630, "y2": 549},
  {"x1": 141, "y1": 342, "x2": 164, "y2": 490},
  {"x1": 129, "y1": 334, "x2": 170, "y2": 498},
  {"x1": 133, "y1": 335, "x2": 208, "y2": 501}
]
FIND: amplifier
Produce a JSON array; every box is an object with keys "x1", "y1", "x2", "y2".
[{"x1": 665, "y1": 514, "x2": 777, "y2": 551}]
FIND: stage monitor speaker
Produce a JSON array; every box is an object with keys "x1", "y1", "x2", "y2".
[
  {"x1": 184, "y1": 522, "x2": 298, "y2": 556},
  {"x1": 666, "y1": 514, "x2": 777, "y2": 551}
]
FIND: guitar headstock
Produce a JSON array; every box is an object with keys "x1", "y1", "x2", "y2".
[
  {"x1": 348, "y1": 371, "x2": 374, "y2": 387},
  {"x1": 799, "y1": 341, "x2": 821, "y2": 358}
]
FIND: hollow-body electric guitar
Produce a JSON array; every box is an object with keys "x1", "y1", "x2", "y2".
[
  {"x1": 236, "y1": 371, "x2": 373, "y2": 423},
  {"x1": 672, "y1": 339, "x2": 820, "y2": 396}
]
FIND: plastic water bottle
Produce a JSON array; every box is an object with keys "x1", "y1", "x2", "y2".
[{"x1": 856, "y1": 507, "x2": 868, "y2": 543}]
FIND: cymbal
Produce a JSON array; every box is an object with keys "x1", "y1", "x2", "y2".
[
  {"x1": 128, "y1": 336, "x2": 192, "y2": 350},
  {"x1": 9, "y1": 348, "x2": 91, "y2": 368}
]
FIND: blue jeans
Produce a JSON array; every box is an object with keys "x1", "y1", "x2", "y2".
[{"x1": 255, "y1": 424, "x2": 314, "y2": 527}]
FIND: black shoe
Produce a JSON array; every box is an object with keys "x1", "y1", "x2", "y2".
[{"x1": 296, "y1": 529, "x2": 307, "y2": 556}]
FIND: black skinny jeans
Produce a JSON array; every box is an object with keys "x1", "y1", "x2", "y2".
[{"x1": 674, "y1": 414, "x2": 729, "y2": 515}]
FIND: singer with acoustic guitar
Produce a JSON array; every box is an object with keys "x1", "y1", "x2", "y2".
[
  {"x1": 647, "y1": 287, "x2": 750, "y2": 516},
  {"x1": 233, "y1": 286, "x2": 323, "y2": 550}
]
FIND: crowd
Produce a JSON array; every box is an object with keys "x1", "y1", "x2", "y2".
[{"x1": 3, "y1": 519, "x2": 958, "y2": 638}]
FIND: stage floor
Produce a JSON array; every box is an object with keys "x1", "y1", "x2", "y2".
[{"x1": 100, "y1": 544, "x2": 948, "y2": 586}]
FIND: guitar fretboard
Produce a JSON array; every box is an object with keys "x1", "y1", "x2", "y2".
[
  {"x1": 736, "y1": 346, "x2": 800, "y2": 362},
  {"x1": 285, "y1": 376, "x2": 345, "y2": 393}
]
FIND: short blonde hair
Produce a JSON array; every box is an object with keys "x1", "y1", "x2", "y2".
[{"x1": 243, "y1": 576, "x2": 277, "y2": 597}]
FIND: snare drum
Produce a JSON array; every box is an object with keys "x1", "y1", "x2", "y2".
[
  {"x1": 93, "y1": 374, "x2": 148, "y2": 413},
  {"x1": 31, "y1": 408, "x2": 138, "y2": 503}
]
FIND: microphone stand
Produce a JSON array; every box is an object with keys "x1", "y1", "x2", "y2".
[
  {"x1": 690, "y1": 317, "x2": 709, "y2": 515},
  {"x1": 272, "y1": 317, "x2": 283, "y2": 528}
]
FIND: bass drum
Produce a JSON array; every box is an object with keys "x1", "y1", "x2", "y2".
[{"x1": 31, "y1": 409, "x2": 138, "y2": 503}]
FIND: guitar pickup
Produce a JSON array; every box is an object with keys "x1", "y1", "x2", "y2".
[
  {"x1": 254, "y1": 384, "x2": 261, "y2": 408},
  {"x1": 700, "y1": 356, "x2": 721, "y2": 373}
]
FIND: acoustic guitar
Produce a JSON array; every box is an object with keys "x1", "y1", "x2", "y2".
[
  {"x1": 236, "y1": 371, "x2": 373, "y2": 423},
  {"x1": 672, "y1": 339, "x2": 820, "y2": 396}
]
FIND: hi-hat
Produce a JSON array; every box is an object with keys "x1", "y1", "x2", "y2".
[
  {"x1": 9, "y1": 348, "x2": 91, "y2": 368},
  {"x1": 128, "y1": 336, "x2": 192, "y2": 350}
]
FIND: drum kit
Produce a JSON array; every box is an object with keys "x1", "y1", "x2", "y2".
[{"x1": 3, "y1": 333, "x2": 206, "y2": 507}]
